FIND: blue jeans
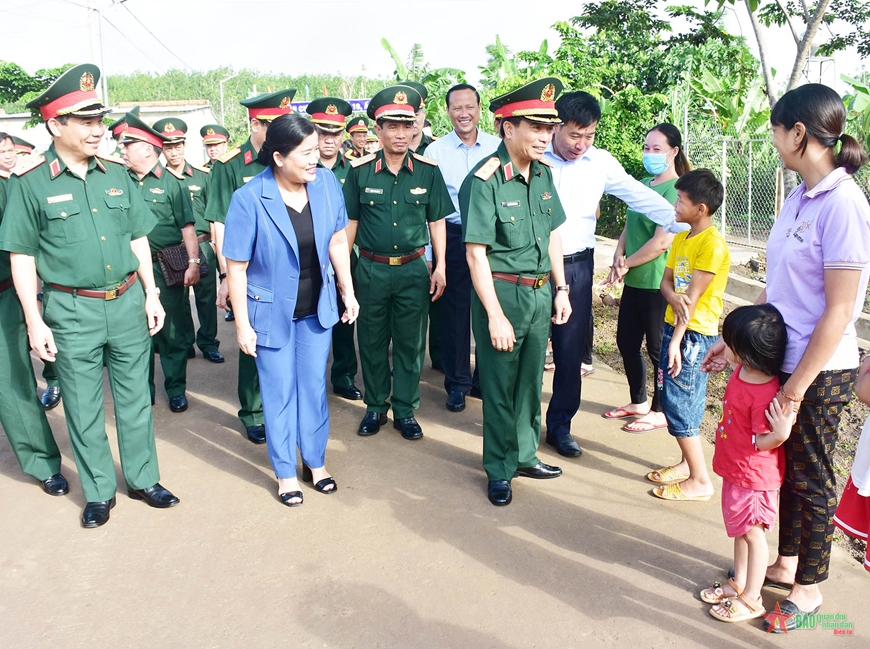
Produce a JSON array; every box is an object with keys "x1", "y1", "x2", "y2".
[{"x1": 658, "y1": 323, "x2": 717, "y2": 438}]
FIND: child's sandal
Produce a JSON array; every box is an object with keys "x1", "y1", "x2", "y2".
[
  {"x1": 699, "y1": 577, "x2": 742, "y2": 604},
  {"x1": 710, "y1": 593, "x2": 764, "y2": 623}
]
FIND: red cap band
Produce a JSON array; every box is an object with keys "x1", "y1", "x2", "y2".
[
  {"x1": 247, "y1": 106, "x2": 292, "y2": 120},
  {"x1": 372, "y1": 104, "x2": 416, "y2": 120},
  {"x1": 39, "y1": 88, "x2": 101, "y2": 120},
  {"x1": 494, "y1": 98, "x2": 557, "y2": 119},
  {"x1": 122, "y1": 126, "x2": 164, "y2": 148},
  {"x1": 310, "y1": 113, "x2": 347, "y2": 126}
]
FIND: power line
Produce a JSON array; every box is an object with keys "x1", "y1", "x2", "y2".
[
  {"x1": 121, "y1": 3, "x2": 193, "y2": 71},
  {"x1": 101, "y1": 13, "x2": 167, "y2": 73}
]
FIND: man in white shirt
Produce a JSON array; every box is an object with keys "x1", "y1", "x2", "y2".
[
  {"x1": 544, "y1": 91, "x2": 685, "y2": 457},
  {"x1": 424, "y1": 84, "x2": 501, "y2": 412}
]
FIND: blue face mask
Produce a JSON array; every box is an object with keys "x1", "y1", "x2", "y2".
[{"x1": 642, "y1": 151, "x2": 672, "y2": 176}]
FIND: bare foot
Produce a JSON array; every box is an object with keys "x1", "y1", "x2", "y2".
[
  {"x1": 766, "y1": 559, "x2": 797, "y2": 587},
  {"x1": 674, "y1": 477, "x2": 714, "y2": 500},
  {"x1": 623, "y1": 411, "x2": 667, "y2": 433},
  {"x1": 277, "y1": 477, "x2": 301, "y2": 502},
  {"x1": 309, "y1": 466, "x2": 335, "y2": 493},
  {"x1": 604, "y1": 402, "x2": 650, "y2": 418}
]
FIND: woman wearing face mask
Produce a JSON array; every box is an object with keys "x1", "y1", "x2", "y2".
[
  {"x1": 604, "y1": 123, "x2": 690, "y2": 433},
  {"x1": 223, "y1": 113, "x2": 359, "y2": 506}
]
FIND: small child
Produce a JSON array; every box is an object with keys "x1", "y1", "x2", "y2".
[
  {"x1": 648, "y1": 169, "x2": 730, "y2": 501},
  {"x1": 833, "y1": 353, "x2": 870, "y2": 573},
  {"x1": 700, "y1": 304, "x2": 792, "y2": 623}
]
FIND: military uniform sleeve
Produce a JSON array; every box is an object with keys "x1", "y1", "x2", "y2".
[
  {"x1": 204, "y1": 159, "x2": 233, "y2": 224},
  {"x1": 342, "y1": 166, "x2": 361, "y2": 221},
  {"x1": 0, "y1": 176, "x2": 43, "y2": 255},
  {"x1": 123, "y1": 172, "x2": 157, "y2": 239},
  {"x1": 426, "y1": 166, "x2": 454, "y2": 223},
  {"x1": 460, "y1": 174, "x2": 497, "y2": 246},
  {"x1": 222, "y1": 189, "x2": 257, "y2": 263}
]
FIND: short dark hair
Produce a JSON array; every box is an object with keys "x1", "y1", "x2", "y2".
[
  {"x1": 554, "y1": 91, "x2": 600, "y2": 129},
  {"x1": 44, "y1": 114, "x2": 70, "y2": 136},
  {"x1": 0, "y1": 131, "x2": 12, "y2": 146},
  {"x1": 771, "y1": 83, "x2": 868, "y2": 174},
  {"x1": 498, "y1": 116, "x2": 524, "y2": 138},
  {"x1": 674, "y1": 169, "x2": 724, "y2": 215},
  {"x1": 722, "y1": 304, "x2": 787, "y2": 376},
  {"x1": 257, "y1": 113, "x2": 316, "y2": 167},
  {"x1": 445, "y1": 83, "x2": 480, "y2": 108}
]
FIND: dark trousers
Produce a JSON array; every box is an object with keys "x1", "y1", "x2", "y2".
[
  {"x1": 581, "y1": 313, "x2": 593, "y2": 366},
  {"x1": 546, "y1": 251, "x2": 594, "y2": 438},
  {"x1": 441, "y1": 223, "x2": 479, "y2": 394},
  {"x1": 330, "y1": 249, "x2": 359, "y2": 390},
  {"x1": 778, "y1": 368, "x2": 855, "y2": 585},
  {"x1": 616, "y1": 285, "x2": 667, "y2": 411}
]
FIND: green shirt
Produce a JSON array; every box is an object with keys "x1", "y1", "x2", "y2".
[
  {"x1": 460, "y1": 142, "x2": 566, "y2": 275},
  {"x1": 128, "y1": 162, "x2": 195, "y2": 253},
  {"x1": 0, "y1": 172, "x2": 9, "y2": 283},
  {"x1": 318, "y1": 155, "x2": 351, "y2": 185},
  {"x1": 172, "y1": 161, "x2": 211, "y2": 236},
  {"x1": 204, "y1": 137, "x2": 266, "y2": 224},
  {"x1": 343, "y1": 150, "x2": 452, "y2": 254},
  {"x1": 0, "y1": 144, "x2": 156, "y2": 289},
  {"x1": 624, "y1": 177, "x2": 677, "y2": 290},
  {"x1": 413, "y1": 133, "x2": 435, "y2": 155}
]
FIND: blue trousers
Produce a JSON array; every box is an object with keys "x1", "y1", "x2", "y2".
[
  {"x1": 255, "y1": 316, "x2": 331, "y2": 479},
  {"x1": 441, "y1": 222, "x2": 479, "y2": 394}
]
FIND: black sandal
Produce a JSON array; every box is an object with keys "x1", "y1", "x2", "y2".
[
  {"x1": 301, "y1": 465, "x2": 338, "y2": 494},
  {"x1": 279, "y1": 491, "x2": 303, "y2": 507}
]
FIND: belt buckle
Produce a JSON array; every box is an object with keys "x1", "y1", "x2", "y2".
[
  {"x1": 389, "y1": 256, "x2": 401, "y2": 266},
  {"x1": 104, "y1": 287, "x2": 119, "y2": 300},
  {"x1": 534, "y1": 275, "x2": 547, "y2": 289}
]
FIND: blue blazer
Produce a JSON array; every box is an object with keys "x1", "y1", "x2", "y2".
[{"x1": 223, "y1": 166, "x2": 349, "y2": 349}]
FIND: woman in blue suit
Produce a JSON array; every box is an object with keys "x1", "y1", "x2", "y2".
[{"x1": 224, "y1": 114, "x2": 358, "y2": 506}]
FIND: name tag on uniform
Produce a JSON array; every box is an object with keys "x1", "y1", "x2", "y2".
[
  {"x1": 150, "y1": 187, "x2": 165, "y2": 195},
  {"x1": 46, "y1": 193, "x2": 73, "y2": 204},
  {"x1": 188, "y1": 185, "x2": 201, "y2": 191},
  {"x1": 364, "y1": 187, "x2": 383, "y2": 194},
  {"x1": 409, "y1": 187, "x2": 427, "y2": 195},
  {"x1": 540, "y1": 192, "x2": 552, "y2": 200},
  {"x1": 243, "y1": 176, "x2": 254, "y2": 183},
  {"x1": 501, "y1": 200, "x2": 520, "y2": 208}
]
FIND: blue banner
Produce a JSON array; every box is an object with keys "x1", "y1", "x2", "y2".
[{"x1": 291, "y1": 99, "x2": 371, "y2": 113}]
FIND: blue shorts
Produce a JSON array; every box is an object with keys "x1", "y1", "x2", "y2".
[{"x1": 657, "y1": 323, "x2": 717, "y2": 438}]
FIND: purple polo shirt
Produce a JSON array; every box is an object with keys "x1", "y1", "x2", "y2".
[{"x1": 767, "y1": 167, "x2": 870, "y2": 373}]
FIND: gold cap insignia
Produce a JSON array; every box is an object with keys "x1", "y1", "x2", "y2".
[
  {"x1": 206, "y1": 128, "x2": 215, "y2": 135},
  {"x1": 80, "y1": 72, "x2": 95, "y2": 92},
  {"x1": 165, "y1": 123, "x2": 175, "y2": 132},
  {"x1": 394, "y1": 91, "x2": 407, "y2": 104},
  {"x1": 357, "y1": 119, "x2": 365, "y2": 126},
  {"x1": 540, "y1": 84, "x2": 556, "y2": 102},
  {"x1": 325, "y1": 104, "x2": 338, "y2": 114},
  {"x1": 279, "y1": 96, "x2": 291, "y2": 109}
]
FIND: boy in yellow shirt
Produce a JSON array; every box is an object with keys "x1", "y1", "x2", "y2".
[{"x1": 648, "y1": 169, "x2": 730, "y2": 501}]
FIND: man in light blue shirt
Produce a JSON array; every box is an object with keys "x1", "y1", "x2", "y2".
[{"x1": 424, "y1": 84, "x2": 501, "y2": 412}]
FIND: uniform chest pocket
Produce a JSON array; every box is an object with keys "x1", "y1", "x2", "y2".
[
  {"x1": 539, "y1": 201, "x2": 554, "y2": 222},
  {"x1": 404, "y1": 191, "x2": 429, "y2": 220},
  {"x1": 44, "y1": 201, "x2": 87, "y2": 244},
  {"x1": 104, "y1": 195, "x2": 131, "y2": 235},
  {"x1": 496, "y1": 207, "x2": 525, "y2": 247},
  {"x1": 360, "y1": 190, "x2": 385, "y2": 207},
  {"x1": 145, "y1": 193, "x2": 173, "y2": 221}
]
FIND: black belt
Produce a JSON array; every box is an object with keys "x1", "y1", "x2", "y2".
[{"x1": 563, "y1": 249, "x2": 592, "y2": 263}]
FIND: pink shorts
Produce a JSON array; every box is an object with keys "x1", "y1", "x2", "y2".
[
  {"x1": 833, "y1": 476, "x2": 870, "y2": 573},
  {"x1": 720, "y1": 478, "x2": 779, "y2": 538}
]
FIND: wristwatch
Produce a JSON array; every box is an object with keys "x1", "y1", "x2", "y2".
[
  {"x1": 218, "y1": 272, "x2": 227, "y2": 280},
  {"x1": 188, "y1": 258, "x2": 201, "y2": 265},
  {"x1": 555, "y1": 285, "x2": 570, "y2": 294},
  {"x1": 144, "y1": 287, "x2": 161, "y2": 296}
]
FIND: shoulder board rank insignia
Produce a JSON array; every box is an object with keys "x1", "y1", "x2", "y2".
[
  {"x1": 344, "y1": 149, "x2": 357, "y2": 159},
  {"x1": 150, "y1": 187, "x2": 165, "y2": 194},
  {"x1": 105, "y1": 188, "x2": 124, "y2": 197},
  {"x1": 411, "y1": 152, "x2": 438, "y2": 166},
  {"x1": 0, "y1": 169, "x2": 9, "y2": 179},
  {"x1": 351, "y1": 153, "x2": 377, "y2": 168},
  {"x1": 243, "y1": 150, "x2": 254, "y2": 165},
  {"x1": 538, "y1": 158, "x2": 552, "y2": 168},
  {"x1": 14, "y1": 155, "x2": 46, "y2": 177},
  {"x1": 191, "y1": 163, "x2": 210, "y2": 174},
  {"x1": 474, "y1": 157, "x2": 500, "y2": 181},
  {"x1": 97, "y1": 153, "x2": 124, "y2": 165},
  {"x1": 218, "y1": 147, "x2": 242, "y2": 164},
  {"x1": 166, "y1": 167, "x2": 184, "y2": 180}
]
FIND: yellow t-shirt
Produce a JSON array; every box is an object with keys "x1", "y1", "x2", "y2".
[{"x1": 664, "y1": 226, "x2": 731, "y2": 336}]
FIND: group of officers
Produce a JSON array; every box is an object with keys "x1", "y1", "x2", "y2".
[{"x1": 0, "y1": 61, "x2": 680, "y2": 524}]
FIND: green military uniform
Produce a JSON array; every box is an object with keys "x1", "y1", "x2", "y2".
[
  {"x1": 460, "y1": 80, "x2": 566, "y2": 484},
  {"x1": 200, "y1": 124, "x2": 229, "y2": 170},
  {"x1": 343, "y1": 90, "x2": 453, "y2": 420},
  {"x1": 0, "y1": 169, "x2": 63, "y2": 481},
  {"x1": 152, "y1": 117, "x2": 220, "y2": 356},
  {"x1": 344, "y1": 115, "x2": 369, "y2": 160}
]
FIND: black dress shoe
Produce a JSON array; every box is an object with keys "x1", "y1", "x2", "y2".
[
  {"x1": 41, "y1": 473, "x2": 69, "y2": 496},
  {"x1": 333, "y1": 385, "x2": 363, "y2": 400},
  {"x1": 82, "y1": 497, "x2": 116, "y2": 528},
  {"x1": 469, "y1": 385, "x2": 482, "y2": 400},
  {"x1": 546, "y1": 432, "x2": 583, "y2": 457},
  {"x1": 445, "y1": 390, "x2": 466, "y2": 412},
  {"x1": 488, "y1": 480, "x2": 512, "y2": 506},
  {"x1": 246, "y1": 424, "x2": 266, "y2": 444},
  {"x1": 203, "y1": 349, "x2": 225, "y2": 363},
  {"x1": 40, "y1": 385, "x2": 61, "y2": 410},
  {"x1": 169, "y1": 395, "x2": 188, "y2": 413},
  {"x1": 514, "y1": 462, "x2": 563, "y2": 479},
  {"x1": 358, "y1": 412, "x2": 388, "y2": 436},
  {"x1": 127, "y1": 482, "x2": 180, "y2": 508},
  {"x1": 225, "y1": 310, "x2": 235, "y2": 322},
  {"x1": 394, "y1": 416, "x2": 423, "y2": 440}
]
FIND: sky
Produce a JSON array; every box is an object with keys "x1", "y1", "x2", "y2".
[{"x1": 1, "y1": 0, "x2": 865, "y2": 95}]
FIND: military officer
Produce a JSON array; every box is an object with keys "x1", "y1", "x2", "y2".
[
  {"x1": 200, "y1": 124, "x2": 229, "y2": 168},
  {"x1": 152, "y1": 117, "x2": 223, "y2": 364},
  {"x1": 0, "y1": 64, "x2": 179, "y2": 527},
  {"x1": 400, "y1": 80, "x2": 435, "y2": 155},
  {"x1": 11, "y1": 136, "x2": 36, "y2": 157},
  {"x1": 120, "y1": 113, "x2": 199, "y2": 412},
  {"x1": 460, "y1": 78, "x2": 572, "y2": 506},
  {"x1": 365, "y1": 129, "x2": 381, "y2": 154},
  {"x1": 0, "y1": 133, "x2": 16, "y2": 172},
  {"x1": 205, "y1": 88, "x2": 296, "y2": 445},
  {"x1": 343, "y1": 85, "x2": 452, "y2": 440},
  {"x1": 344, "y1": 115, "x2": 369, "y2": 159},
  {"x1": 107, "y1": 106, "x2": 139, "y2": 158},
  {"x1": 0, "y1": 134, "x2": 67, "y2": 496},
  {"x1": 306, "y1": 97, "x2": 363, "y2": 401}
]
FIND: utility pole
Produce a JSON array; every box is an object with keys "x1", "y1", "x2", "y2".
[{"x1": 220, "y1": 72, "x2": 240, "y2": 126}]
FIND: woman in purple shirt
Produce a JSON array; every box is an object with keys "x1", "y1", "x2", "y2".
[{"x1": 703, "y1": 84, "x2": 870, "y2": 629}]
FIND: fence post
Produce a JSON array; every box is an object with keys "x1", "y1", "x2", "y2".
[
  {"x1": 720, "y1": 140, "x2": 727, "y2": 236},
  {"x1": 747, "y1": 142, "x2": 753, "y2": 245}
]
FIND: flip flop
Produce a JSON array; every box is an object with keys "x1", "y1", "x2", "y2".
[
  {"x1": 622, "y1": 420, "x2": 668, "y2": 433},
  {"x1": 581, "y1": 365, "x2": 596, "y2": 378},
  {"x1": 700, "y1": 577, "x2": 743, "y2": 604},
  {"x1": 646, "y1": 466, "x2": 689, "y2": 483},
  {"x1": 652, "y1": 482, "x2": 712, "y2": 502},
  {"x1": 602, "y1": 406, "x2": 639, "y2": 420},
  {"x1": 710, "y1": 593, "x2": 765, "y2": 623}
]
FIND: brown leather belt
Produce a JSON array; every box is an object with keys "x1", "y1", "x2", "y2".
[
  {"x1": 359, "y1": 246, "x2": 425, "y2": 266},
  {"x1": 49, "y1": 273, "x2": 137, "y2": 300},
  {"x1": 196, "y1": 233, "x2": 210, "y2": 243},
  {"x1": 492, "y1": 272, "x2": 551, "y2": 289},
  {"x1": 0, "y1": 277, "x2": 12, "y2": 293}
]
